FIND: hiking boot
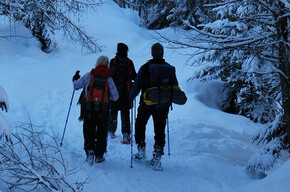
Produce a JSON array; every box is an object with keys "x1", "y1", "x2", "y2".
[
  {"x1": 86, "y1": 150, "x2": 94, "y2": 166},
  {"x1": 109, "y1": 132, "x2": 116, "y2": 139},
  {"x1": 95, "y1": 155, "x2": 105, "y2": 163},
  {"x1": 134, "y1": 142, "x2": 146, "y2": 160},
  {"x1": 151, "y1": 145, "x2": 164, "y2": 170},
  {"x1": 121, "y1": 133, "x2": 131, "y2": 144}
]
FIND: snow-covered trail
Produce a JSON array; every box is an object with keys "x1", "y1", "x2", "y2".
[
  {"x1": 0, "y1": 1, "x2": 268, "y2": 191},
  {"x1": 0, "y1": 50, "x2": 259, "y2": 192},
  {"x1": 32, "y1": 71, "x2": 258, "y2": 192}
]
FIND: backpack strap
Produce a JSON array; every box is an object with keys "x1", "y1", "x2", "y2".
[
  {"x1": 87, "y1": 72, "x2": 95, "y2": 103},
  {"x1": 143, "y1": 62, "x2": 151, "y2": 88}
]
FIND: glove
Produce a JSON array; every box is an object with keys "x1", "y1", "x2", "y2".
[{"x1": 72, "y1": 71, "x2": 80, "y2": 82}]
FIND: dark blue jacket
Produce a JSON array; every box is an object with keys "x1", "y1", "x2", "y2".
[{"x1": 129, "y1": 58, "x2": 178, "y2": 110}]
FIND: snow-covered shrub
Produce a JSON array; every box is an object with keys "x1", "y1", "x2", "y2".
[{"x1": 0, "y1": 121, "x2": 85, "y2": 191}]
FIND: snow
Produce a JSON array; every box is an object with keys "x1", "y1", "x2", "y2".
[
  {"x1": 0, "y1": 85, "x2": 9, "y2": 112},
  {"x1": 0, "y1": 85, "x2": 10, "y2": 139},
  {"x1": 0, "y1": 113, "x2": 10, "y2": 140},
  {"x1": 0, "y1": 0, "x2": 289, "y2": 191}
]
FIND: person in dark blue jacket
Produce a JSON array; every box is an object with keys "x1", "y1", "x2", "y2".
[{"x1": 129, "y1": 43, "x2": 178, "y2": 169}]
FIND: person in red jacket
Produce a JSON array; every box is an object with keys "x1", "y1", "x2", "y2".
[{"x1": 73, "y1": 55, "x2": 119, "y2": 165}]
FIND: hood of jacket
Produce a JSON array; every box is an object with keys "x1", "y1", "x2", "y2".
[{"x1": 91, "y1": 64, "x2": 111, "y2": 78}]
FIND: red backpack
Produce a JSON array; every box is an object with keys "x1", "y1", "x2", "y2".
[{"x1": 86, "y1": 65, "x2": 110, "y2": 112}]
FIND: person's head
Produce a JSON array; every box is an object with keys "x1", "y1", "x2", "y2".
[
  {"x1": 151, "y1": 43, "x2": 164, "y2": 59},
  {"x1": 117, "y1": 43, "x2": 129, "y2": 56},
  {"x1": 96, "y1": 55, "x2": 109, "y2": 67}
]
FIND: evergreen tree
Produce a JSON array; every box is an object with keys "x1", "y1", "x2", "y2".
[
  {"x1": 163, "y1": 0, "x2": 289, "y2": 170},
  {"x1": 0, "y1": 0, "x2": 103, "y2": 53},
  {"x1": 118, "y1": 0, "x2": 212, "y2": 28}
]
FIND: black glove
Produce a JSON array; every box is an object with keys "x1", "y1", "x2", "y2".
[{"x1": 72, "y1": 71, "x2": 80, "y2": 82}]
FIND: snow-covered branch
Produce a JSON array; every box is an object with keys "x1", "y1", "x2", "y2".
[
  {"x1": 58, "y1": 10, "x2": 102, "y2": 52},
  {"x1": 157, "y1": 29, "x2": 271, "y2": 51},
  {"x1": 203, "y1": 0, "x2": 238, "y2": 8},
  {"x1": 252, "y1": 0, "x2": 276, "y2": 13},
  {"x1": 0, "y1": 121, "x2": 84, "y2": 191},
  {"x1": 277, "y1": 0, "x2": 290, "y2": 9},
  {"x1": 0, "y1": 0, "x2": 103, "y2": 53}
]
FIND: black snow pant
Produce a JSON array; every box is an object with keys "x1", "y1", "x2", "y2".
[
  {"x1": 109, "y1": 101, "x2": 130, "y2": 135},
  {"x1": 135, "y1": 105, "x2": 169, "y2": 150},
  {"x1": 83, "y1": 109, "x2": 108, "y2": 158}
]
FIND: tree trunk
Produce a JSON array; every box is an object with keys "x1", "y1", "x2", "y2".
[
  {"x1": 276, "y1": 4, "x2": 290, "y2": 145},
  {"x1": 280, "y1": 72, "x2": 290, "y2": 145}
]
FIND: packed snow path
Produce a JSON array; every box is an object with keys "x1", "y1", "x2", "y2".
[
  {"x1": 57, "y1": 85, "x2": 258, "y2": 192},
  {"x1": 0, "y1": 49, "x2": 260, "y2": 192}
]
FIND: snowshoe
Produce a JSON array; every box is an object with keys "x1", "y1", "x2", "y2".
[
  {"x1": 95, "y1": 156, "x2": 105, "y2": 163},
  {"x1": 133, "y1": 153, "x2": 146, "y2": 160},
  {"x1": 109, "y1": 132, "x2": 116, "y2": 139},
  {"x1": 121, "y1": 140, "x2": 131, "y2": 144},
  {"x1": 151, "y1": 145, "x2": 164, "y2": 171},
  {"x1": 151, "y1": 157, "x2": 163, "y2": 171},
  {"x1": 133, "y1": 142, "x2": 146, "y2": 160},
  {"x1": 121, "y1": 133, "x2": 131, "y2": 144},
  {"x1": 86, "y1": 150, "x2": 94, "y2": 166}
]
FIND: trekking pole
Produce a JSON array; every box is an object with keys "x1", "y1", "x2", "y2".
[
  {"x1": 106, "y1": 107, "x2": 111, "y2": 151},
  {"x1": 130, "y1": 100, "x2": 134, "y2": 168},
  {"x1": 167, "y1": 116, "x2": 171, "y2": 155},
  {"x1": 134, "y1": 99, "x2": 137, "y2": 125},
  {"x1": 60, "y1": 89, "x2": 75, "y2": 147}
]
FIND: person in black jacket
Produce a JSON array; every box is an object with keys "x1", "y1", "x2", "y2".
[
  {"x1": 129, "y1": 43, "x2": 179, "y2": 169},
  {"x1": 109, "y1": 43, "x2": 136, "y2": 144}
]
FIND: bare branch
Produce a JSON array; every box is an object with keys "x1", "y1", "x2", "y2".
[{"x1": 0, "y1": 121, "x2": 85, "y2": 191}]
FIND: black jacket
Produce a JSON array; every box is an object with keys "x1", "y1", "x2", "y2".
[{"x1": 110, "y1": 53, "x2": 137, "y2": 109}]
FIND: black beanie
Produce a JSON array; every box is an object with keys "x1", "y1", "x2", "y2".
[
  {"x1": 117, "y1": 43, "x2": 128, "y2": 54},
  {"x1": 151, "y1": 43, "x2": 164, "y2": 58}
]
